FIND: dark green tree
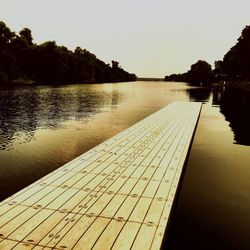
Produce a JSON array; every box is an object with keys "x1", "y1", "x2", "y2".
[
  {"x1": 223, "y1": 25, "x2": 250, "y2": 80},
  {"x1": 19, "y1": 28, "x2": 33, "y2": 46},
  {"x1": 0, "y1": 20, "x2": 136, "y2": 86},
  {"x1": 164, "y1": 73, "x2": 187, "y2": 82},
  {"x1": 73, "y1": 47, "x2": 96, "y2": 83},
  {"x1": 0, "y1": 21, "x2": 15, "y2": 46},
  {"x1": 213, "y1": 60, "x2": 224, "y2": 82},
  {"x1": 164, "y1": 60, "x2": 212, "y2": 86},
  {"x1": 186, "y1": 60, "x2": 212, "y2": 86},
  {"x1": 0, "y1": 21, "x2": 18, "y2": 85},
  {"x1": 11, "y1": 28, "x2": 36, "y2": 82}
]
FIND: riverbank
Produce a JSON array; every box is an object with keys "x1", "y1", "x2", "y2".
[
  {"x1": 4, "y1": 78, "x2": 137, "y2": 87},
  {"x1": 0, "y1": 21, "x2": 137, "y2": 89}
]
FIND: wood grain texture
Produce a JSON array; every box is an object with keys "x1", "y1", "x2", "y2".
[{"x1": 0, "y1": 101, "x2": 201, "y2": 250}]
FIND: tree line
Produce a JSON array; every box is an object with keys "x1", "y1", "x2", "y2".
[
  {"x1": 164, "y1": 25, "x2": 250, "y2": 86},
  {"x1": 0, "y1": 21, "x2": 136, "y2": 87}
]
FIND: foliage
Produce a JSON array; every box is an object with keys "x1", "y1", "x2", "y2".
[
  {"x1": 223, "y1": 25, "x2": 250, "y2": 80},
  {"x1": 0, "y1": 21, "x2": 136, "y2": 86},
  {"x1": 186, "y1": 60, "x2": 212, "y2": 86},
  {"x1": 165, "y1": 25, "x2": 250, "y2": 86},
  {"x1": 164, "y1": 73, "x2": 187, "y2": 82},
  {"x1": 164, "y1": 60, "x2": 212, "y2": 86}
]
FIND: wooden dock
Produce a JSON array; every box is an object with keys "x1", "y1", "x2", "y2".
[{"x1": 0, "y1": 101, "x2": 201, "y2": 250}]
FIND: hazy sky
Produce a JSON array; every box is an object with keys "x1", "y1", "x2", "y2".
[{"x1": 1, "y1": 0, "x2": 249, "y2": 77}]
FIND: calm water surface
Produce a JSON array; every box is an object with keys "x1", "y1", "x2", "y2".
[{"x1": 0, "y1": 81, "x2": 250, "y2": 249}]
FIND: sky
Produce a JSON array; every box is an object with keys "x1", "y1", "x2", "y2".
[{"x1": 1, "y1": 0, "x2": 250, "y2": 78}]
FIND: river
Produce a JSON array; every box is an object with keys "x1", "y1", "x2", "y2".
[{"x1": 0, "y1": 81, "x2": 250, "y2": 249}]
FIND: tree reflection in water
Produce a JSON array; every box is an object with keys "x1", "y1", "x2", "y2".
[
  {"x1": 187, "y1": 85, "x2": 250, "y2": 145},
  {"x1": 0, "y1": 84, "x2": 122, "y2": 151},
  {"x1": 187, "y1": 87, "x2": 211, "y2": 103},
  {"x1": 220, "y1": 86, "x2": 250, "y2": 146}
]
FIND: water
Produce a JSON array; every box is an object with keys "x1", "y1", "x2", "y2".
[
  {"x1": 0, "y1": 82, "x2": 190, "y2": 200},
  {"x1": 166, "y1": 86, "x2": 250, "y2": 250},
  {"x1": 0, "y1": 81, "x2": 250, "y2": 249}
]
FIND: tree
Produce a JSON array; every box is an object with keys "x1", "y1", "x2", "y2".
[
  {"x1": 186, "y1": 60, "x2": 212, "y2": 86},
  {"x1": 11, "y1": 28, "x2": 36, "y2": 81},
  {"x1": 0, "y1": 21, "x2": 15, "y2": 46},
  {"x1": 71, "y1": 47, "x2": 97, "y2": 83},
  {"x1": 111, "y1": 60, "x2": 119, "y2": 69},
  {"x1": 223, "y1": 25, "x2": 250, "y2": 80},
  {"x1": 0, "y1": 20, "x2": 137, "y2": 86},
  {"x1": 19, "y1": 28, "x2": 33, "y2": 46},
  {"x1": 164, "y1": 60, "x2": 212, "y2": 86},
  {"x1": 164, "y1": 73, "x2": 187, "y2": 82},
  {"x1": 213, "y1": 60, "x2": 224, "y2": 82},
  {"x1": 0, "y1": 21, "x2": 18, "y2": 85}
]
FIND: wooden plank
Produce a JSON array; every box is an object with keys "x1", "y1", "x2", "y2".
[
  {"x1": 113, "y1": 195, "x2": 140, "y2": 221},
  {"x1": 100, "y1": 194, "x2": 127, "y2": 218},
  {"x1": 47, "y1": 189, "x2": 89, "y2": 211},
  {"x1": 129, "y1": 197, "x2": 152, "y2": 223},
  {"x1": 0, "y1": 207, "x2": 39, "y2": 236},
  {"x1": 92, "y1": 220, "x2": 126, "y2": 250},
  {"x1": 111, "y1": 222, "x2": 141, "y2": 249},
  {"x1": 21, "y1": 211, "x2": 66, "y2": 246},
  {"x1": 0, "y1": 205, "x2": 27, "y2": 227},
  {"x1": 0, "y1": 101, "x2": 201, "y2": 250},
  {"x1": 57, "y1": 217, "x2": 110, "y2": 250},
  {"x1": 131, "y1": 224, "x2": 158, "y2": 250},
  {"x1": 0, "y1": 239, "x2": 18, "y2": 249},
  {"x1": 37, "y1": 214, "x2": 84, "y2": 247},
  {"x1": 7, "y1": 209, "x2": 54, "y2": 242}
]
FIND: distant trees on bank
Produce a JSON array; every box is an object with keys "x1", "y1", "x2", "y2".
[
  {"x1": 0, "y1": 21, "x2": 136, "y2": 87},
  {"x1": 164, "y1": 60, "x2": 213, "y2": 86},
  {"x1": 165, "y1": 25, "x2": 250, "y2": 86}
]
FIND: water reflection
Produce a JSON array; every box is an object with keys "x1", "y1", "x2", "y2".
[
  {"x1": 1, "y1": 81, "x2": 250, "y2": 249},
  {"x1": 186, "y1": 85, "x2": 250, "y2": 145},
  {"x1": 0, "y1": 88, "x2": 38, "y2": 150},
  {"x1": 1, "y1": 81, "x2": 250, "y2": 202},
  {"x1": 0, "y1": 84, "x2": 123, "y2": 150},
  {"x1": 220, "y1": 86, "x2": 250, "y2": 145},
  {"x1": 0, "y1": 82, "x2": 192, "y2": 200},
  {"x1": 1, "y1": 82, "x2": 249, "y2": 152},
  {"x1": 212, "y1": 85, "x2": 223, "y2": 106},
  {"x1": 165, "y1": 84, "x2": 250, "y2": 250},
  {"x1": 187, "y1": 87, "x2": 211, "y2": 103}
]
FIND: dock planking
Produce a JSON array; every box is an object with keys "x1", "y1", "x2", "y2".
[{"x1": 0, "y1": 101, "x2": 201, "y2": 250}]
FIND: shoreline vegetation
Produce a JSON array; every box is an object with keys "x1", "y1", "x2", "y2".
[
  {"x1": 1, "y1": 20, "x2": 249, "y2": 91},
  {"x1": 164, "y1": 25, "x2": 250, "y2": 91},
  {"x1": 0, "y1": 21, "x2": 137, "y2": 87}
]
